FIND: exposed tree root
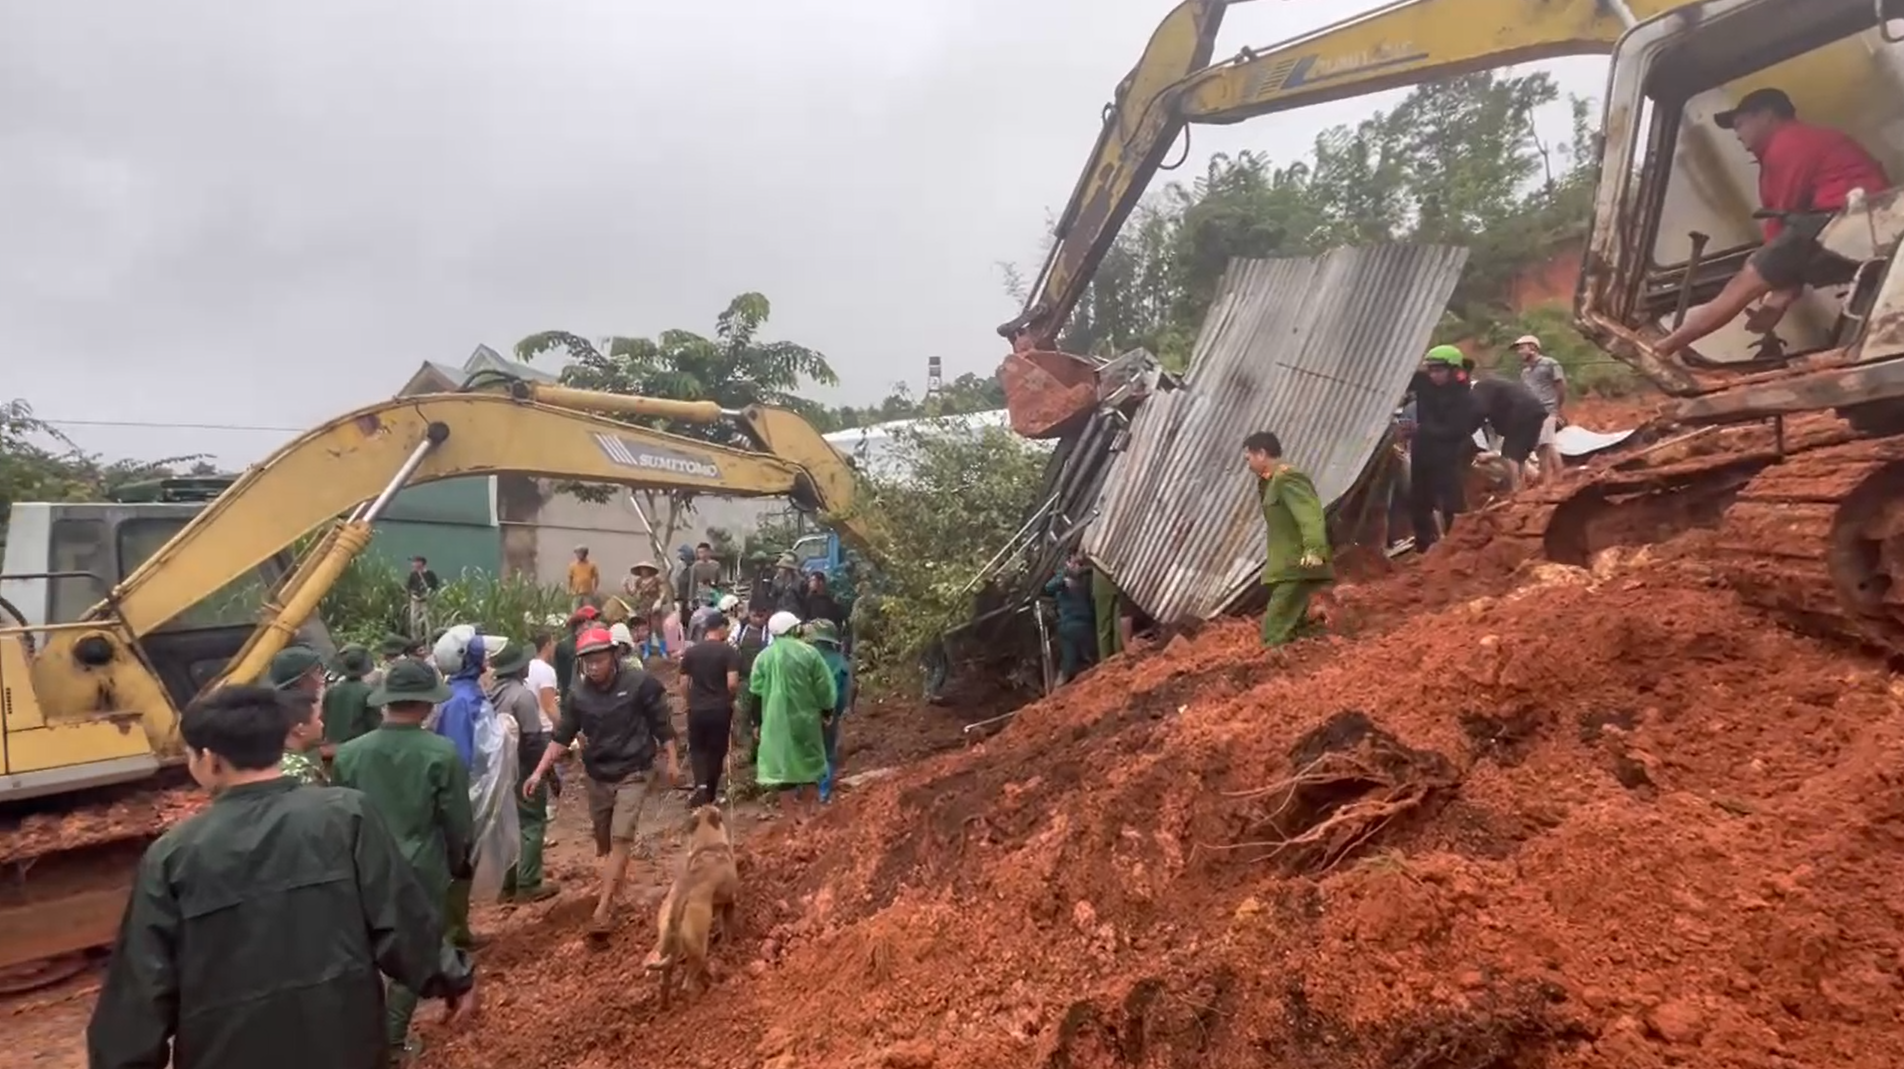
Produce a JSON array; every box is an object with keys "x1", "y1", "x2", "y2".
[{"x1": 1212, "y1": 710, "x2": 1460, "y2": 874}]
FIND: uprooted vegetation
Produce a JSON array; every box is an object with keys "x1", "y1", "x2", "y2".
[{"x1": 424, "y1": 517, "x2": 1904, "y2": 1069}]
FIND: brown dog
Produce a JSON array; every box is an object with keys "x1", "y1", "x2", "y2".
[{"x1": 646, "y1": 804, "x2": 740, "y2": 1006}]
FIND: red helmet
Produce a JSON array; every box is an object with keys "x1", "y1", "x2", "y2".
[{"x1": 575, "y1": 627, "x2": 616, "y2": 657}]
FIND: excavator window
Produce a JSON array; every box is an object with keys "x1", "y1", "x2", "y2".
[
  {"x1": 1588, "y1": 2, "x2": 1904, "y2": 368},
  {"x1": 47, "y1": 518, "x2": 110, "y2": 624},
  {"x1": 116, "y1": 517, "x2": 273, "y2": 632},
  {"x1": 112, "y1": 515, "x2": 317, "y2": 706}
]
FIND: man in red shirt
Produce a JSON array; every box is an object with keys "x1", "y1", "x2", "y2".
[{"x1": 1656, "y1": 87, "x2": 1891, "y2": 357}]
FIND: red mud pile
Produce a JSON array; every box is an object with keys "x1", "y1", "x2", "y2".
[{"x1": 432, "y1": 539, "x2": 1904, "y2": 1069}]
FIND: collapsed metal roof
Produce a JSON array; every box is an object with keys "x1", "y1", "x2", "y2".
[{"x1": 1081, "y1": 243, "x2": 1470, "y2": 624}]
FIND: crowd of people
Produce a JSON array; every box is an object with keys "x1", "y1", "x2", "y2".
[{"x1": 86, "y1": 556, "x2": 860, "y2": 1069}]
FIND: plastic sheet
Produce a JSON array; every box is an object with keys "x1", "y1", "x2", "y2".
[{"x1": 467, "y1": 700, "x2": 520, "y2": 903}]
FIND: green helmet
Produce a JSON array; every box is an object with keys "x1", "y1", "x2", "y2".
[{"x1": 1425, "y1": 344, "x2": 1466, "y2": 366}]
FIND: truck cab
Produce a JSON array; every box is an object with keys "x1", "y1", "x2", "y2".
[
  {"x1": 1, "y1": 480, "x2": 334, "y2": 718},
  {"x1": 1575, "y1": 0, "x2": 1904, "y2": 426}
]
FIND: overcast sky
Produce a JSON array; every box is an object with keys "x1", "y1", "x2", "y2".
[{"x1": 3, "y1": 0, "x2": 1604, "y2": 467}]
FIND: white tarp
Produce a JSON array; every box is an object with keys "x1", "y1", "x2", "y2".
[{"x1": 1471, "y1": 424, "x2": 1638, "y2": 457}]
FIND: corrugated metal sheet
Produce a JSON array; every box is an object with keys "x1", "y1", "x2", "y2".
[{"x1": 1082, "y1": 244, "x2": 1470, "y2": 624}]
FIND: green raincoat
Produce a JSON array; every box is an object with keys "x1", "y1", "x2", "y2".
[
  {"x1": 323, "y1": 677, "x2": 381, "y2": 747},
  {"x1": 333, "y1": 724, "x2": 473, "y2": 893},
  {"x1": 332, "y1": 722, "x2": 474, "y2": 1048},
  {"x1": 747, "y1": 637, "x2": 837, "y2": 788},
  {"x1": 1258, "y1": 464, "x2": 1334, "y2": 647},
  {"x1": 85, "y1": 779, "x2": 473, "y2": 1069}
]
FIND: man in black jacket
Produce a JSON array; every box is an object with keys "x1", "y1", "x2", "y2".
[
  {"x1": 1406, "y1": 345, "x2": 1479, "y2": 553},
  {"x1": 1469, "y1": 375, "x2": 1552, "y2": 489},
  {"x1": 523, "y1": 626, "x2": 680, "y2": 937},
  {"x1": 87, "y1": 685, "x2": 476, "y2": 1069}
]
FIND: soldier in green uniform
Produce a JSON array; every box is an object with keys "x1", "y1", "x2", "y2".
[
  {"x1": 332, "y1": 660, "x2": 475, "y2": 1063},
  {"x1": 325, "y1": 645, "x2": 382, "y2": 748},
  {"x1": 1243, "y1": 431, "x2": 1333, "y2": 647},
  {"x1": 86, "y1": 684, "x2": 476, "y2": 1069},
  {"x1": 271, "y1": 645, "x2": 331, "y2": 785},
  {"x1": 488, "y1": 641, "x2": 557, "y2": 903}
]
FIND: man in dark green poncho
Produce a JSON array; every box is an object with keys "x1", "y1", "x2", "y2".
[
  {"x1": 1243, "y1": 430, "x2": 1333, "y2": 648},
  {"x1": 86, "y1": 684, "x2": 476, "y2": 1069},
  {"x1": 324, "y1": 644, "x2": 382, "y2": 749},
  {"x1": 333, "y1": 659, "x2": 476, "y2": 1062}
]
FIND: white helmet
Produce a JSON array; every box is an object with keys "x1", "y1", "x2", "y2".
[
  {"x1": 717, "y1": 594, "x2": 741, "y2": 613},
  {"x1": 608, "y1": 622, "x2": 635, "y2": 649},
  {"x1": 432, "y1": 624, "x2": 506, "y2": 674},
  {"x1": 767, "y1": 611, "x2": 802, "y2": 637}
]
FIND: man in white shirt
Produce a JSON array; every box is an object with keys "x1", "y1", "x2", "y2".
[{"x1": 526, "y1": 629, "x2": 563, "y2": 840}]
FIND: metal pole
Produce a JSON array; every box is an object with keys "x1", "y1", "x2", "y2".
[
  {"x1": 959, "y1": 494, "x2": 1059, "y2": 595},
  {"x1": 359, "y1": 424, "x2": 449, "y2": 523}
]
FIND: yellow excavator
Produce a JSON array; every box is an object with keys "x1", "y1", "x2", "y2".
[
  {"x1": 996, "y1": 0, "x2": 1711, "y2": 437},
  {"x1": 1004, "y1": 0, "x2": 1904, "y2": 643},
  {"x1": 0, "y1": 379, "x2": 874, "y2": 981}
]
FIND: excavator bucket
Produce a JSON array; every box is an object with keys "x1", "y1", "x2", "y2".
[{"x1": 999, "y1": 349, "x2": 1100, "y2": 439}]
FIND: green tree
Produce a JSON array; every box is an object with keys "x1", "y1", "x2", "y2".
[
  {"x1": 1008, "y1": 72, "x2": 1616, "y2": 384},
  {"x1": 514, "y1": 292, "x2": 839, "y2": 552},
  {"x1": 852, "y1": 420, "x2": 1048, "y2": 671},
  {"x1": 1, "y1": 400, "x2": 205, "y2": 549}
]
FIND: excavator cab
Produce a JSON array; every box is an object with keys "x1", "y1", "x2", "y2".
[
  {"x1": 1, "y1": 494, "x2": 334, "y2": 731},
  {"x1": 1576, "y1": 0, "x2": 1904, "y2": 426}
]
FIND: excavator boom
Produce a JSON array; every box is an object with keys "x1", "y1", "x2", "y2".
[{"x1": 998, "y1": 0, "x2": 1704, "y2": 438}]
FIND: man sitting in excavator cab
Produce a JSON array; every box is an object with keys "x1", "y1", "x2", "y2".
[{"x1": 1656, "y1": 87, "x2": 1892, "y2": 358}]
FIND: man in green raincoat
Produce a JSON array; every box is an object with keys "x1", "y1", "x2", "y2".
[
  {"x1": 749, "y1": 611, "x2": 836, "y2": 817},
  {"x1": 271, "y1": 645, "x2": 330, "y2": 786},
  {"x1": 1243, "y1": 430, "x2": 1333, "y2": 648},
  {"x1": 86, "y1": 684, "x2": 475, "y2": 1069},
  {"x1": 325, "y1": 644, "x2": 382, "y2": 749},
  {"x1": 333, "y1": 659, "x2": 475, "y2": 1063}
]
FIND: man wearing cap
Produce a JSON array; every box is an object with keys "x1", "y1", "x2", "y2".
[
  {"x1": 748, "y1": 611, "x2": 836, "y2": 819},
  {"x1": 523, "y1": 625, "x2": 679, "y2": 937},
  {"x1": 1405, "y1": 346, "x2": 1479, "y2": 553},
  {"x1": 368, "y1": 634, "x2": 413, "y2": 690},
  {"x1": 333, "y1": 660, "x2": 476, "y2": 1063},
  {"x1": 623, "y1": 560, "x2": 669, "y2": 617},
  {"x1": 486, "y1": 642, "x2": 557, "y2": 904},
  {"x1": 88, "y1": 684, "x2": 477, "y2": 1069},
  {"x1": 323, "y1": 645, "x2": 383, "y2": 750},
  {"x1": 1657, "y1": 87, "x2": 1891, "y2": 358},
  {"x1": 567, "y1": 545, "x2": 600, "y2": 611},
  {"x1": 1515, "y1": 336, "x2": 1567, "y2": 484},
  {"x1": 806, "y1": 620, "x2": 854, "y2": 803},
  {"x1": 770, "y1": 553, "x2": 808, "y2": 616},
  {"x1": 269, "y1": 645, "x2": 330, "y2": 786}
]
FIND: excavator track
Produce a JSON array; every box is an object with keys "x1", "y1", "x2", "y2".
[
  {"x1": 0, "y1": 781, "x2": 202, "y2": 991},
  {"x1": 1713, "y1": 437, "x2": 1904, "y2": 653},
  {"x1": 1519, "y1": 417, "x2": 1904, "y2": 656}
]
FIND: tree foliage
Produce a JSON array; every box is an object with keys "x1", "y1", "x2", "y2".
[
  {"x1": 851, "y1": 421, "x2": 1048, "y2": 671},
  {"x1": 1020, "y1": 73, "x2": 1629, "y2": 391},
  {"x1": 0, "y1": 399, "x2": 208, "y2": 548},
  {"x1": 515, "y1": 292, "x2": 842, "y2": 548}
]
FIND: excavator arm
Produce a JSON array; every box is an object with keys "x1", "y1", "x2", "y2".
[
  {"x1": 103, "y1": 385, "x2": 870, "y2": 642},
  {"x1": 998, "y1": 0, "x2": 1690, "y2": 437}
]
